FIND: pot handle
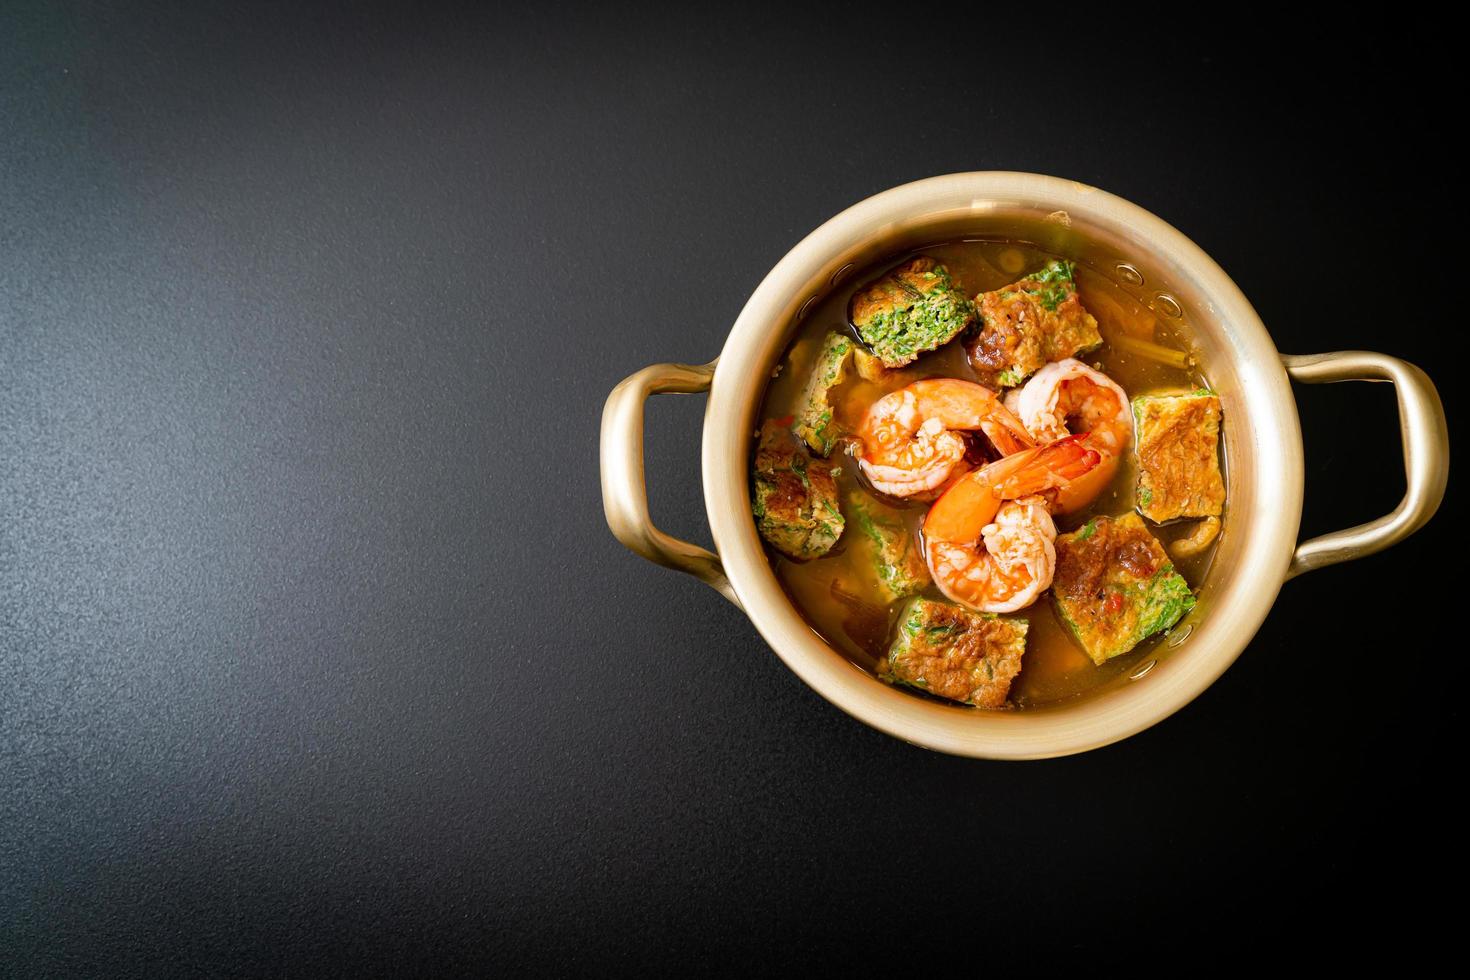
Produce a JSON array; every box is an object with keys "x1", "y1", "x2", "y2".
[
  {"x1": 1282, "y1": 351, "x2": 1449, "y2": 579},
  {"x1": 600, "y1": 359, "x2": 741, "y2": 607}
]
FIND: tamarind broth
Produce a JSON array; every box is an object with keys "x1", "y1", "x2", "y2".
[{"x1": 757, "y1": 239, "x2": 1223, "y2": 708}]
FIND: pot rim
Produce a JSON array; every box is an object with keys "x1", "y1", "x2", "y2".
[{"x1": 702, "y1": 171, "x2": 1301, "y2": 759}]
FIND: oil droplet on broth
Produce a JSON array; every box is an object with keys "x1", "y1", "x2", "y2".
[
  {"x1": 1115, "y1": 262, "x2": 1144, "y2": 285},
  {"x1": 1150, "y1": 292, "x2": 1184, "y2": 320}
]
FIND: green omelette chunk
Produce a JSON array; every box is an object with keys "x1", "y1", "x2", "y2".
[
  {"x1": 1052, "y1": 513, "x2": 1195, "y2": 664},
  {"x1": 792, "y1": 331, "x2": 854, "y2": 457},
  {"x1": 848, "y1": 257, "x2": 975, "y2": 368},
  {"x1": 847, "y1": 494, "x2": 929, "y2": 602},
  {"x1": 751, "y1": 420, "x2": 843, "y2": 560},
  {"x1": 964, "y1": 259, "x2": 1103, "y2": 388},
  {"x1": 881, "y1": 598, "x2": 1028, "y2": 709}
]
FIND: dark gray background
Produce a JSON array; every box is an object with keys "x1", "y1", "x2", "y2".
[{"x1": 2, "y1": 4, "x2": 1456, "y2": 975}]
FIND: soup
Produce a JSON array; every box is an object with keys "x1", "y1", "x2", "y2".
[{"x1": 750, "y1": 239, "x2": 1226, "y2": 710}]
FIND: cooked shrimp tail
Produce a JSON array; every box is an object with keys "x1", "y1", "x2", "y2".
[
  {"x1": 924, "y1": 436, "x2": 1099, "y2": 542},
  {"x1": 1004, "y1": 359, "x2": 1132, "y2": 514},
  {"x1": 982, "y1": 435, "x2": 1102, "y2": 499}
]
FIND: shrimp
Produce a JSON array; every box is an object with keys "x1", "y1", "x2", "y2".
[
  {"x1": 923, "y1": 436, "x2": 1101, "y2": 613},
  {"x1": 857, "y1": 378, "x2": 1034, "y2": 499},
  {"x1": 1003, "y1": 358, "x2": 1132, "y2": 514}
]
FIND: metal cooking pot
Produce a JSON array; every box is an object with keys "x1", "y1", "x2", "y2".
[{"x1": 600, "y1": 172, "x2": 1449, "y2": 759}]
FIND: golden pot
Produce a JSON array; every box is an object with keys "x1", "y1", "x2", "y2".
[{"x1": 600, "y1": 172, "x2": 1449, "y2": 759}]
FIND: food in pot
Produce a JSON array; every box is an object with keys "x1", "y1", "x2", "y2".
[
  {"x1": 852, "y1": 347, "x2": 890, "y2": 382},
  {"x1": 1169, "y1": 515, "x2": 1221, "y2": 558},
  {"x1": 751, "y1": 420, "x2": 844, "y2": 560},
  {"x1": 965, "y1": 259, "x2": 1102, "y2": 388},
  {"x1": 1004, "y1": 358, "x2": 1132, "y2": 515},
  {"x1": 848, "y1": 257, "x2": 974, "y2": 368},
  {"x1": 1132, "y1": 390, "x2": 1227, "y2": 522},
  {"x1": 1052, "y1": 513, "x2": 1196, "y2": 664},
  {"x1": 792, "y1": 331, "x2": 854, "y2": 457},
  {"x1": 922, "y1": 437, "x2": 1100, "y2": 614},
  {"x1": 855, "y1": 378, "x2": 1032, "y2": 499},
  {"x1": 751, "y1": 240, "x2": 1226, "y2": 709},
  {"x1": 881, "y1": 598, "x2": 1028, "y2": 708},
  {"x1": 847, "y1": 493, "x2": 930, "y2": 602}
]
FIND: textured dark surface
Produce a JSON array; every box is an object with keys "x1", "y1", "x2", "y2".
[{"x1": 2, "y1": 5, "x2": 1455, "y2": 975}]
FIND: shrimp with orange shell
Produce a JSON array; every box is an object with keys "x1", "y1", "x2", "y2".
[
  {"x1": 922, "y1": 435, "x2": 1102, "y2": 614},
  {"x1": 856, "y1": 378, "x2": 1034, "y2": 499},
  {"x1": 1004, "y1": 358, "x2": 1132, "y2": 514}
]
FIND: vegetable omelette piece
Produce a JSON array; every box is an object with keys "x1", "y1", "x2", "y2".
[
  {"x1": 792, "y1": 331, "x2": 853, "y2": 457},
  {"x1": 964, "y1": 259, "x2": 1103, "y2": 388},
  {"x1": 881, "y1": 598, "x2": 1028, "y2": 708},
  {"x1": 1133, "y1": 390, "x2": 1226, "y2": 522},
  {"x1": 848, "y1": 257, "x2": 975, "y2": 368},
  {"x1": 847, "y1": 494, "x2": 929, "y2": 602},
  {"x1": 1052, "y1": 513, "x2": 1195, "y2": 665},
  {"x1": 751, "y1": 420, "x2": 843, "y2": 560}
]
